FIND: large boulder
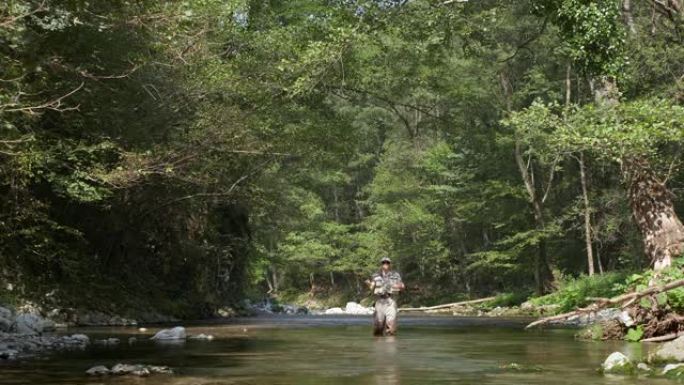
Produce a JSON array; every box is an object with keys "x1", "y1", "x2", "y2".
[
  {"x1": 14, "y1": 313, "x2": 45, "y2": 335},
  {"x1": 0, "y1": 307, "x2": 12, "y2": 333},
  {"x1": 650, "y1": 336, "x2": 684, "y2": 363},
  {"x1": 150, "y1": 326, "x2": 186, "y2": 341},
  {"x1": 601, "y1": 352, "x2": 634, "y2": 374}
]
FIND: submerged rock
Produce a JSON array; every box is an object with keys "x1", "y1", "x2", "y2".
[
  {"x1": 637, "y1": 362, "x2": 652, "y2": 372},
  {"x1": 649, "y1": 336, "x2": 684, "y2": 363},
  {"x1": 602, "y1": 352, "x2": 634, "y2": 374},
  {"x1": 0, "y1": 333, "x2": 89, "y2": 361},
  {"x1": 86, "y1": 365, "x2": 110, "y2": 376},
  {"x1": 87, "y1": 363, "x2": 172, "y2": 377},
  {"x1": 189, "y1": 333, "x2": 214, "y2": 340},
  {"x1": 150, "y1": 326, "x2": 186, "y2": 340},
  {"x1": 95, "y1": 338, "x2": 120, "y2": 346}
]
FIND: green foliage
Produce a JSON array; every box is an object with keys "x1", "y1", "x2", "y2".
[
  {"x1": 2, "y1": 0, "x2": 684, "y2": 315},
  {"x1": 625, "y1": 325, "x2": 644, "y2": 342},
  {"x1": 530, "y1": 272, "x2": 628, "y2": 312}
]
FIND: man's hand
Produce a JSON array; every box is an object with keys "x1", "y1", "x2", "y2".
[
  {"x1": 392, "y1": 282, "x2": 405, "y2": 291},
  {"x1": 364, "y1": 279, "x2": 374, "y2": 289}
]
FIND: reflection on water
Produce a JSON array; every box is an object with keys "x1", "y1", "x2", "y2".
[
  {"x1": 373, "y1": 336, "x2": 399, "y2": 385},
  {"x1": 0, "y1": 315, "x2": 680, "y2": 385}
]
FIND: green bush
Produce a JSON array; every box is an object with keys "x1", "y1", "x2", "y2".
[
  {"x1": 484, "y1": 292, "x2": 532, "y2": 308},
  {"x1": 529, "y1": 272, "x2": 629, "y2": 312}
]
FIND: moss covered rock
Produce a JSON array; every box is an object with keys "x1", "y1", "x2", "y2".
[{"x1": 601, "y1": 352, "x2": 635, "y2": 374}]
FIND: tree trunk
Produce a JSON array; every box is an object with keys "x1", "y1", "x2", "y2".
[
  {"x1": 623, "y1": 157, "x2": 684, "y2": 270},
  {"x1": 623, "y1": 0, "x2": 637, "y2": 35},
  {"x1": 578, "y1": 153, "x2": 595, "y2": 276},
  {"x1": 514, "y1": 141, "x2": 554, "y2": 295}
]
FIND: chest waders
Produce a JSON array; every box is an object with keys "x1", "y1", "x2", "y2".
[{"x1": 371, "y1": 271, "x2": 401, "y2": 336}]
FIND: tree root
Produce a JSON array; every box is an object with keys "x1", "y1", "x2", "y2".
[{"x1": 526, "y1": 278, "x2": 684, "y2": 329}]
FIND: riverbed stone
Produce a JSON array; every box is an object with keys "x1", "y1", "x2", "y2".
[
  {"x1": 14, "y1": 313, "x2": 43, "y2": 335},
  {"x1": 150, "y1": 326, "x2": 186, "y2": 340},
  {"x1": 325, "y1": 307, "x2": 345, "y2": 315},
  {"x1": 148, "y1": 365, "x2": 173, "y2": 374},
  {"x1": 637, "y1": 362, "x2": 652, "y2": 372},
  {"x1": 95, "y1": 338, "x2": 120, "y2": 346},
  {"x1": 649, "y1": 336, "x2": 684, "y2": 363},
  {"x1": 189, "y1": 333, "x2": 214, "y2": 340},
  {"x1": 111, "y1": 363, "x2": 141, "y2": 375},
  {"x1": 602, "y1": 352, "x2": 634, "y2": 374},
  {"x1": 663, "y1": 363, "x2": 684, "y2": 377},
  {"x1": 86, "y1": 365, "x2": 110, "y2": 376}
]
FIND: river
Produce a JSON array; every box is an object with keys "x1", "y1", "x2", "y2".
[{"x1": 0, "y1": 315, "x2": 677, "y2": 384}]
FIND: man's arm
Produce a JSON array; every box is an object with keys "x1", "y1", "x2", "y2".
[{"x1": 392, "y1": 273, "x2": 405, "y2": 291}]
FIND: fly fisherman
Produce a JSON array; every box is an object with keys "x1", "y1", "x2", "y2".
[{"x1": 366, "y1": 257, "x2": 405, "y2": 336}]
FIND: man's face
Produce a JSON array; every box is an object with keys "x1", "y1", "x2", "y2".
[{"x1": 382, "y1": 261, "x2": 391, "y2": 272}]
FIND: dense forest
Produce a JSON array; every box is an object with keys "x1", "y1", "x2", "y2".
[{"x1": 2, "y1": 0, "x2": 684, "y2": 318}]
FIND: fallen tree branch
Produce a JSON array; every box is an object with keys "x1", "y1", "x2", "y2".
[
  {"x1": 526, "y1": 278, "x2": 684, "y2": 329},
  {"x1": 642, "y1": 331, "x2": 684, "y2": 342},
  {"x1": 399, "y1": 296, "x2": 496, "y2": 312}
]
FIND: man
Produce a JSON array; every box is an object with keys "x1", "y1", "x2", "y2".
[{"x1": 366, "y1": 256, "x2": 405, "y2": 336}]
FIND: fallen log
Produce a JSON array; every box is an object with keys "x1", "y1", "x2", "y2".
[
  {"x1": 641, "y1": 331, "x2": 684, "y2": 342},
  {"x1": 399, "y1": 296, "x2": 496, "y2": 312},
  {"x1": 525, "y1": 278, "x2": 684, "y2": 329}
]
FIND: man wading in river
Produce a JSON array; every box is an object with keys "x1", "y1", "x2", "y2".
[{"x1": 366, "y1": 257, "x2": 405, "y2": 336}]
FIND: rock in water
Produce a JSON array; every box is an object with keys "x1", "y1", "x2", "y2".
[
  {"x1": 663, "y1": 363, "x2": 684, "y2": 377},
  {"x1": 650, "y1": 336, "x2": 684, "y2": 363},
  {"x1": 14, "y1": 313, "x2": 43, "y2": 335},
  {"x1": 602, "y1": 352, "x2": 634, "y2": 374},
  {"x1": 86, "y1": 365, "x2": 110, "y2": 376},
  {"x1": 189, "y1": 333, "x2": 214, "y2": 340},
  {"x1": 324, "y1": 307, "x2": 345, "y2": 315},
  {"x1": 111, "y1": 363, "x2": 141, "y2": 375},
  {"x1": 150, "y1": 326, "x2": 186, "y2": 340}
]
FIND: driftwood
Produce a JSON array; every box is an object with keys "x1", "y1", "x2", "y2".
[
  {"x1": 526, "y1": 278, "x2": 684, "y2": 329},
  {"x1": 641, "y1": 331, "x2": 684, "y2": 342},
  {"x1": 399, "y1": 296, "x2": 496, "y2": 312}
]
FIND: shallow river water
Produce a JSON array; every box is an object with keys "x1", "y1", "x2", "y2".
[{"x1": 0, "y1": 315, "x2": 679, "y2": 385}]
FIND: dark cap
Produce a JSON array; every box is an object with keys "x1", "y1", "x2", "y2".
[{"x1": 380, "y1": 256, "x2": 391, "y2": 264}]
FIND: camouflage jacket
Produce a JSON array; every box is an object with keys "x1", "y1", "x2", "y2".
[{"x1": 371, "y1": 270, "x2": 402, "y2": 296}]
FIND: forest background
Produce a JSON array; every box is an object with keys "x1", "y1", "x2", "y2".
[{"x1": 2, "y1": 0, "x2": 684, "y2": 318}]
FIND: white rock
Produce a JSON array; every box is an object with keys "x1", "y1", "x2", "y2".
[
  {"x1": 602, "y1": 352, "x2": 632, "y2": 373},
  {"x1": 637, "y1": 363, "x2": 651, "y2": 372},
  {"x1": 150, "y1": 326, "x2": 186, "y2": 340},
  {"x1": 69, "y1": 334, "x2": 90, "y2": 344},
  {"x1": 345, "y1": 302, "x2": 373, "y2": 315},
  {"x1": 189, "y1": 333, "x2": 214, "y2": 340},
  {"x1": 132, "y1": 367, "x2": 150, "y2": 377},
  {"x1": 111, "y1": 363, "x2": 140, "y2": 375},
  {"x1": 650, "y1": 336, "x2": 684, "y2": 362},
  {"x1": 324, "y1": 307, "x2": 345, "y2": 315},
  {"x1": 148, "y1": 365, "x2": 173, "y2": 374},
  {"x1": 618, "y1": 311, "x2": 635, "y2": 327},
  {"x1": 663, "y1": 363, "x2": 684, "y2": 374},
  {"x1": 86, "y1": 365, "x2": 110, "y2": 376}
]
